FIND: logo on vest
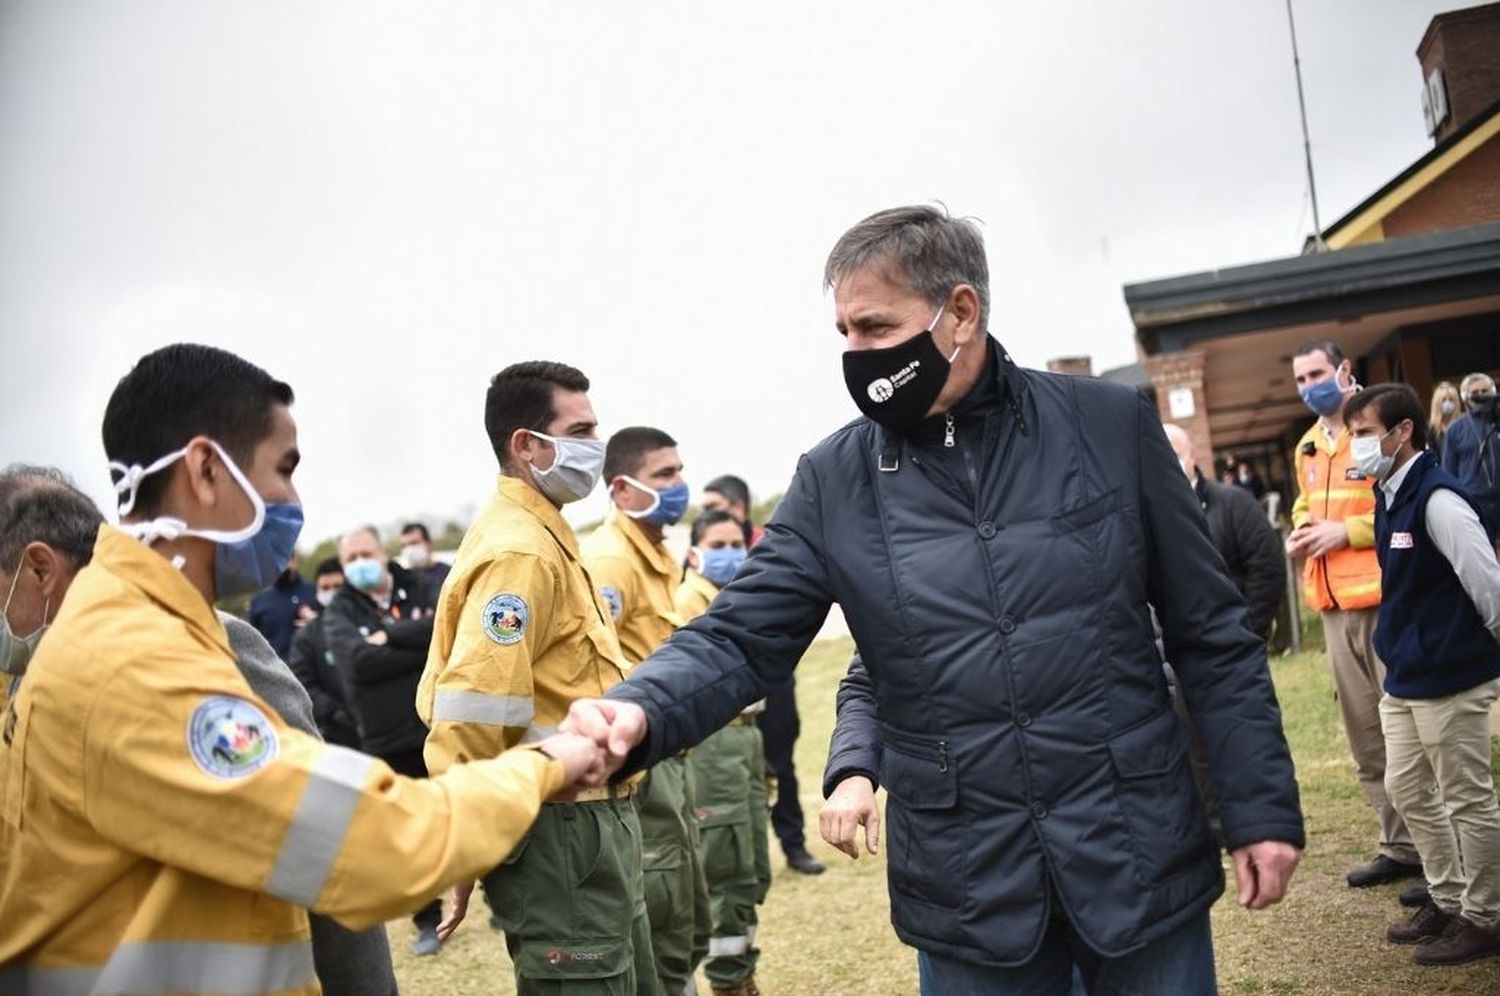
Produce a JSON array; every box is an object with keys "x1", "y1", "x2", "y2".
[
  {"x1": 1390, "y1": 531, "x2": 1414, "y2": 550},
  {"x1": 1345, "y1": 468, "x2": 1368, "y2": 481}
]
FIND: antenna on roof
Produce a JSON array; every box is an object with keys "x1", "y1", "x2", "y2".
[{"x1": 1285, "y1": 0, "x2": 1327, "y2": 251}]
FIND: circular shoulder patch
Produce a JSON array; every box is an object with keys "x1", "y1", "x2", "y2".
[
  {"x1": 482, "y1": 592, "x2": 530, "y2": 645},
  {"x1": 188, "y1": 696, "x2": 279, "y2": 779},
  {"x1": 599, "y1": 585, "x2": 623, "y2": 621}
]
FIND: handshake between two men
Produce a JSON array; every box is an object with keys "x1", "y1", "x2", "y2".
[{"x1": 553, "y1": 697, "x2": 1300, "y2": 915}]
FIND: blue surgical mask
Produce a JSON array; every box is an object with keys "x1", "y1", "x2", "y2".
[
  {"x1": 623, "y1": 477, "x2": 690, "y2": 526},
  {"x1": 1299, "y1": 377, "x2": 1346, "y2": 417},
  {"x1": 343, "y1": 557, "x2": 385, "y2": 592},
  {"x1": 695, "y1": 546, "x2": 746, "y2": 587},
  {"x1": 109, "y1": 439, "x2": 304, "y2": 601}
]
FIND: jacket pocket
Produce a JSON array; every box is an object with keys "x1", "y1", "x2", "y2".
[
  {"x1": 880, "y1": 728, "x2": 964, "y2": 908},
  {"x1": 1051, "y1": 488, "x2": 1120, "y2": 534},
  {"x1": 1107, "y1": 710, "x2": 1212, "y2": 885}
]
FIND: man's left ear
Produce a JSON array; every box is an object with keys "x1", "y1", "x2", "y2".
[{"x1": 950, "y1": 284, "x2": 981, "y2": 345}]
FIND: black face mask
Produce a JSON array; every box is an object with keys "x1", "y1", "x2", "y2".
[{"x1": 842, "y1": 306, "x2": 958, "y2": 432}]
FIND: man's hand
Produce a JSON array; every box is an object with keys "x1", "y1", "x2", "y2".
[
  {"x1": 1230, "y1": 840, "x2": 1301, "y2": 909},
  {"x1": 436, "y1": 880, "x2": 474, "y2": 942},
  {"x1": 820, "y1": 775, "x2": 880, "y2": 860},
  {"x1": 363, "y1": 629, "x2": 389, "y2": 646},
  {"x1": 1287, "y1": 520, "x2": 1349, "y2": 560},
  {"x1": 561, "y1": 698, "x2": 648, "y2": 777},
  {"x1": 536, "y1": 732, "x2": 608, "y2": 791}
]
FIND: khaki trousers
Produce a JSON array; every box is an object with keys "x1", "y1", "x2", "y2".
[
  {"x1": 1322, "y1": 607, "x2": 1420, "y2": 864},
  {"x1": 1381, "y1": 679, "x2": 1500, "y2": 928}
]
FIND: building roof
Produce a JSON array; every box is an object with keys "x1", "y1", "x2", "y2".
[
  {"x1": 1320, "y1": 96, "x2": 1500, "y2": 249},
  {"x1": 1125, "y1": 221, "x2": 1500, "y2": 353},
  {"x1": 1123, "y1": 222, "x2": 1500, "y2": 447}
]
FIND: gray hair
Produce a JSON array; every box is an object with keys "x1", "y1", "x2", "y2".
[
  {"x1": 1460, "y1": 371, "x2": 1495, "y2": 401},
  {"x1": 338, "y1": 524, "x2": 381, "y2": 550},
  {"x1": 824, "y1": 205, "x2": 990, "y2": 330},
  {"x1": 0, "y1": 464, "x2": 105, "y2": 570}
]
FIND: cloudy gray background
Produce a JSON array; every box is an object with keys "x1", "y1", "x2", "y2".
[{"x1": 0, "y1": 1, "x2": 1459, "y2": 545}]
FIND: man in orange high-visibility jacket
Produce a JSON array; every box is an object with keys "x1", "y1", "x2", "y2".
[
  {"x1": 0, "y1": 345, "x2": 604, "y2": 995},
  {"x1": 1287, "y1": 339, "x2": 1421, "y2": 897}
]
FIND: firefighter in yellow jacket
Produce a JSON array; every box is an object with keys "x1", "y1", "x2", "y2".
[
  {"x1": 582, "y1": 427, "x2": 709, "y2": 996},
  {"x1": 1286, "y1": 340, "x2": 1420, "y2": 889},
  {"x1": 415, "y1": 362, "x2": 657, "y2": 995},
  {"x1": 676, "y1": 508, "x2": 769, "y2": 996},
  {"x1": 0, "y1": 345, "x2": 604, "y2": 995}
]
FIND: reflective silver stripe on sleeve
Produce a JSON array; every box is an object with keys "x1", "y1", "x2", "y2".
[
  {"x1": 91, "y1": 940, "x2": 315, "y2": 994},
  {"x1": 432, "y1": 689, "x2": 535, "y2": 728},
  {"x1": 265, "y1": 745, "x2": 374, "y2": 907},
  {"x1": 708, "y1": 933, "x2": 751, "y2": 957},
  {"x1": 519, "y1": 723, "x2": 559, "y2": 744},
  {"x1": 0, "y1": 965, "x2": 100, "y2": 996}
]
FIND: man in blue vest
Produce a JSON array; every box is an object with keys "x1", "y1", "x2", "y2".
[{"x1": 1344, "y1": 383, "x2": 1500, "y2": 967}]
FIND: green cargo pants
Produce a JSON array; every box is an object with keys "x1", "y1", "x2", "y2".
[
  {"x1": 481, "y1": 794, "x2": 658, "y2": 995},
  {"x1": 638, "y1": 753, "x2": 709, "y2": 996},
  {"x1": 690, "y1": 719, "x2": 768, "y2": 988}
]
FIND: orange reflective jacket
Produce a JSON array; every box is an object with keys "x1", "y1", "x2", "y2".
[{"x1": 1290, "y1": 423, "x2": 1381, "y2": 611}]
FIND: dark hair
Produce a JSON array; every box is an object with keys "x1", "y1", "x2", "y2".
[
  {"x1": 703, "y1": 474, "x2": 751, "y2": 514},
  {"x1": 604, "y1": 427, "x2": 677, "y2": 482},
  {"x1": 825, "y1": 205, "x2": 990, "y2": 330},
  {"x1": 1343, "y1": 383, "x2": 1428, "y2": 450},
  {"x1": 102, "y1": 344, "x2": 294, "y2": 517},
  {"x1": 400, "y1": 522, "x2": 431, "y2": 542},
  {"x1": 314, "y1": 556, "x2": 344, "y2": 579},
  {"x1": 689, "y1": 508, "x2": 739, "y2": 546},
  {"x1": 0, "y1": 464, "x2": 106, "y2": 570},
  {"x1": 484, "y1": 361, "x2": 590, "y2": 470},
  {"x1": 1293, "y1": 339, "x2": 1345, "y2": 367}
]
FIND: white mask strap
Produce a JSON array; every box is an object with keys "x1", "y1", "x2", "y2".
[
  {"x1": 110, "y1": 440, "x2": 266, "y2": 547},
  {"x1": 620, "y1": 475, "x2": 661, "y2": 519}
]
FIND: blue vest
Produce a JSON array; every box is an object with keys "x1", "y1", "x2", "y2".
[{"x1": 1374, "y1": 451, "x2": 1500, "y2": 699}]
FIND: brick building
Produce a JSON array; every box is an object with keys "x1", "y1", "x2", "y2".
[{"x1": 1120, "y1": 2, "x2": 1500, "y2": 505}]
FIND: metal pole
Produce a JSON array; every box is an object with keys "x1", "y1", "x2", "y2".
[{"x1": 1285, "y1": 0, "x2": 1326, "y2": 251}]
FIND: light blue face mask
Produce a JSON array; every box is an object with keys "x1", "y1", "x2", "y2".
[
  {"x1": 622, "y1": 477, "x2": 690, "y2": 526},
  {"x1": 695, "y1": 545, "x2": 747, "y2": 587},
  {"x1": 110, "y1": 439, "x2": 304, "y2": 601},
  {"x1": 343, "y1": 557, "x2": 385, "y2": 592}
]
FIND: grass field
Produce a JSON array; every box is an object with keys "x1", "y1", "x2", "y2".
[{"x1": 386, "y1": 635, "x2": 1500, "y2": 995}]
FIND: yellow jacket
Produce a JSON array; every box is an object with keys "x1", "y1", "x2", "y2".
[
  {"x1": 581, "y1": 509, "x2": 683, "y2": 665},
  {"x1": 417, "y1": 477, "x2": 628, "y2": 774},
  {"x1": 0, "y1": 526, "x2": 563, "y2": 994},
  {"x1": 1289, "y1": 422, "x2": 1382, "y2": 612},
  {"x1": 673, "y1": 569, "x2": 718, "y2": 624}
]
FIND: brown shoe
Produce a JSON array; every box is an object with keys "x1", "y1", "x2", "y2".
[
  {"x1": 711, "y1": 980, "x2": 759, "y2": 996},
  {"x1": 1387, "y1": 901, "x2": 1457, "y2": 945},
  {"x1": 1413, "y1": 915, "x2": 1500, "y2": 965},
  {"x1": 710, "y1": 978, "x2": 760, "y2": 996}
]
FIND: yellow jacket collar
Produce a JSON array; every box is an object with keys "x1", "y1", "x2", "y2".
[
  {"x1": 92, "y1": 524, "x2": 233, "y2": 657},
  {"x1": 497, "y1": 475, "x2": 581, "y2": 559},
  {"x1": 606, "y1": 507, "x2": 677, "y2": 580}
]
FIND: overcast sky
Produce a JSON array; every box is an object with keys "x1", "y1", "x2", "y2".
[{"x1": 0, "y1": 0, "x2": 1463, "y2": 546}]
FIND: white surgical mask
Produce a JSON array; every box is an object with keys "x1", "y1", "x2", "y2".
[
  {"x1": 0, "y1": 556, "x2": 49, "y2": 676},
  {"x1": 529, "y1": 430, "x2": 606, "y2": 505},
  {"x1": 1351, "y1": 428, "x2": 1396, "y2": 481},
  {"x1": 316, "y1": 588, "x2": 338, "y2": 608},
  {"x1": 401, "y1": 543, "x2": 431, "y2": 569}
]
